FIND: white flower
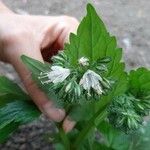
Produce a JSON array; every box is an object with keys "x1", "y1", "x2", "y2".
[
  {"x1": 79, "y1": 70, "x2": 103, "y2": 96},
  {"x1": 78, "y1": 57, "x2": 89, "y2": 66},
  {"x1": 39, "y1": 66, "x2": 70, "y2": 84}
]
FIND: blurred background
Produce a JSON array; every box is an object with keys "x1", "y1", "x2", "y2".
[{"x1": 0, "y1": 0, "x2": 150, "y2": 149}]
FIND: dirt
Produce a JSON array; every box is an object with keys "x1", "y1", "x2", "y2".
[{"x1": 0, "y1": 0, "x2": 150, "y2": 149}]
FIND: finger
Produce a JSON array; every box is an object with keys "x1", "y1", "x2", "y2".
[
  {"x1": 40, "y1": 17, "x2": 79, "y2": 61},
  {"x1": 57, "y1": 17, "x2": 79, "y2": 46},
  {"x1": 7, "y1": 43, "x2": 65, "y2": 122},
  {"x1": 62, "y1": 116, "x2": 76, "y2": 133}
]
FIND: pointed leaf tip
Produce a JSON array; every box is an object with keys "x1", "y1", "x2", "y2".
[
  {"x1": 21, "y1": 55, "x2": 29, "y2": 63},
  {"x1": 87, "y1": 3, "x2": 94, "y2": 11}
]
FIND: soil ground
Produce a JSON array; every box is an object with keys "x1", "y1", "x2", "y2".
[{"x1": 0, "y1": 0, "x2": 150, "y2": 149}]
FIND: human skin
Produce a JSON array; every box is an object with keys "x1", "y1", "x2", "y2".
[{"x1": 0, "y1": 1, "x2": 79, "y2": 132}]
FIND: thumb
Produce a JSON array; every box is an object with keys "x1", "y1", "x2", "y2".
[{"x1": 7, "y1": 43, "x2": 65, "y2": 122}]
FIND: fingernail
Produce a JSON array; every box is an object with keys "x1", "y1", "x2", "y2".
[
  {"x1": 63, "y1": 117, "x2": 76, "y2": 133},
  {"x1": 43, "y1": 103, "x2": 65, "y2": 122}
]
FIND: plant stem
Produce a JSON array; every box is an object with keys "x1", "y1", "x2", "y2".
[
  {"x1": 56, "y1": 123, "x2": 70, "y2": 150},
  {"x1": 72, "y1": 107, "x2": 107, "y2": 149}
]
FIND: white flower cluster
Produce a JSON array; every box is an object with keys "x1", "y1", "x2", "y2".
[{"x1": 39, "y1": 56, "x2": 109, "y2": 100}]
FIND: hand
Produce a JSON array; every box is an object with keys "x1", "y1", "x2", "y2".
[{"x1": 0, "y1": 12, "x2": 78, "y2": 132}]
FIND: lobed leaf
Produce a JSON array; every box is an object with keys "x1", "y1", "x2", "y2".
[
  {"x1": 129, "y1": 67, "x2": 150, "y2": 97},
  {"x1": 98, "y1": 121, "x2": 130, "y2": 150},
  {"x1": 0, "y1": 76, "x2": 41, "y2": 143},
  {"x1": 0, "y1": 76, "x2": 28, "y2": 99}
]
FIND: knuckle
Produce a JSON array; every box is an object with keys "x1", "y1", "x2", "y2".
[
  {"x1": 60, "y1": 16, "x2": 79, "y2": 27},
  {"x1": 65, "y1": 16, "x2": 79, "y2": 24},
  {"x1": 54, "y1": 112, "x2": 65, "y2": 122},
  {"x1": 42, "y1": 101, "x2": 66, "y2": 122}
]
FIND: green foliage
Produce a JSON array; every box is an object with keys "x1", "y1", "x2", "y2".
[
  {"x1": 98, "y1": 121, "x2": 130, "y2": 150},
  {"x1": 0, "y1": 100, "x2": 40, "y2": 126},
  {"x1": 22, "y1": 55, "x2": 65, "y2": 108},
  {"x1": 129, "y1": 67, "x2": 150, "y2": 97},
  {"x1": 108, "y1": 68, "x2": 150, "y2": 133},
  {"x1": 0, "y1": 77, "x2": 40, "y2": 143},
  {"x1": 21, "y1": 55, "x2": 49, "y2": 74},
  {"x1": 0, "y1": 3, "x2": 150, "y2": 150},
  {"x1": 0, "y1": 122, "x2": 19, "y2": 143},
  {"x1": 128, "y1": 120, "x2": 150, "y2": 150},
  {"x1": 0, "y1": 76, "x2": 28, "y2": 99},
  {"x1": 98, "y1": 120, "x2": 150, "y2": 150},
  {"x1": 108, "y1": 94, "x2": 142, "y2": 132}
]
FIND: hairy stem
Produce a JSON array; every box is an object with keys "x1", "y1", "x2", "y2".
[{"x1": 72, "y1": 108, "x2": 107, "y2": 149}]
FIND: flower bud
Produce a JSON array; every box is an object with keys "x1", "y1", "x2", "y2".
[
  {"x1": 78, "y1": 57, "x2": 89, "y2": 66},
  {"x1": 65, "y1": 82, "x2": 72, "y2": 93}
]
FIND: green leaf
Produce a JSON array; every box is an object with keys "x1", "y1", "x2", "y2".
[
  {"x1": 21, "y1": 56, "x2": 65, "y2": 108},
  {"x1": 58, "y1": 126, "x2": 70, "y2": 150},
  {"x1": 0, "y1": 100, "x2": 40, "y2": 128},
  {"x1": 0, "y1": 122, "x2": 19, "y2": 143},
  {"x1": 0, "y1": 99, "x2": 40, "y2": 143},
  {"x1": 21, "y1": 55, "x2": 49, "y2": 74},
  {"x1": 129, "y1": 68, "x2": 150, "y2": 97},
  {"x1": 98, "y1": 121, "x2": 130, "y2": 150},
  {"x1": 69, "y1": 103, "x2": 95, "y2": 122},
  {"x1": 65, "y1": 4, "x2": 107, "y2": 65},
  {"x1": 0, "y1": 94, "x2": 17, "y2": 108},
  {"x1": 0, "y1": 76, "x2": 41, "y2": 143},
  {"x1": 128, "y1": 120, "x2": 150, "y2": 150},
  {"x1": 0, "y1": 76, "x2": 28, "y2": 99}
]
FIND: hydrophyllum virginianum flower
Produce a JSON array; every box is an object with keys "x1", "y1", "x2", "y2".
[
  {"x1": 39, "y1": 66, "x2": 70, "y2": 84},
  {"x1": 38, "y1": 51, "x2": 113, "y2": 103},
  {"x1": 79, "y1": 70, "x2": 103, "y2": 96},
  {"x1": 108, "y1": 94, "x2": 150, "y2": 133}
]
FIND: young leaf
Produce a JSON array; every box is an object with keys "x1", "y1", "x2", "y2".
[
  {"x1": 129, "y1": 67, "x2": 150, "y2": 97},
  {"x1": 0, "y1": 76, "x2": 28, "y2": 99},
  {"x1": 98, "y1": 121, "x2": 130, "y2": 150},
  {"x1": 21, "y1": 55, "x2": 50, "y2": 74}
]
